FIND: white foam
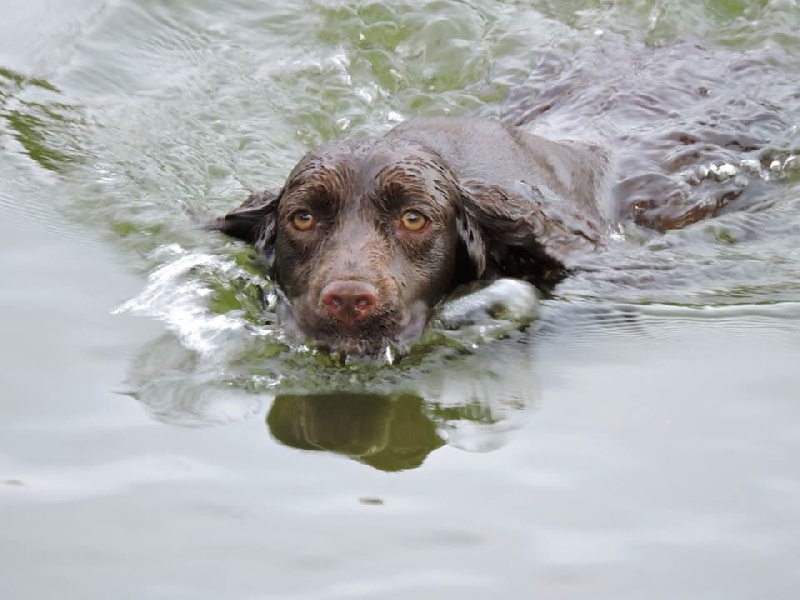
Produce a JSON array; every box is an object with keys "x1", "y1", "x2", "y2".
[{"x1": 114, "y1": 245, "x2": 247, "y2": 357}]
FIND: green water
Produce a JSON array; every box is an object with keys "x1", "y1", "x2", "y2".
[{"x1": 2, "y1": 1, "x2": 799, "y2": 598}]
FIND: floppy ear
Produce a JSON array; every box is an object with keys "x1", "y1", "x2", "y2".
[
  {"x1": 456, "y1": 178, "x2": 606, "y2": 280},
  {"x1": 454, "y1": 197, "x2": 489, "y2": 279},
  {"x1": 208, "y1": 189, "x2": 279, "y2": 253}
]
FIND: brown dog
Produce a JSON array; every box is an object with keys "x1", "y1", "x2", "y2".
[
  {"x1": 208, "y1": 38, "x2": 795, "y2": 357},
  {"x1": 211, "y1": 117, "x2": 613, "y2": 355},
  {"x1": 210, "y1": 112, "x2": 763, "y2": 355}
]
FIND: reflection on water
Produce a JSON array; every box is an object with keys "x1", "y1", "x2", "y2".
[
  {"x1": 129, "y1": 322, "x2": 539, "y2": 464},
  {"x1": 123, "y1": 277, "x2": 541, "y2": 462},
  {"x1": 267, "y1": 393, "x2": 445, "y2": 472},
  {"x1": 0, "y1": 66, "x2": 80, "y2": 173},
  {"x1": 263, "y1": 311, "x2": 539, "y2": 471}
]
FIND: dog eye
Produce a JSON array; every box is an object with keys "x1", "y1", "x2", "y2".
[
  {"x1": 400, "y1": 210, "x2": 427, "y2": 232},
  {"x1": 291, "y1": 211, "x2": 315, "y2": 231}
]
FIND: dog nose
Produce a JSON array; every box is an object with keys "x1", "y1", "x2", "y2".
[{"x1": 320, "y1": 281, "x2": 379, "y2": 325}]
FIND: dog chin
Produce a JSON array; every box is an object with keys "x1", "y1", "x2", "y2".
[
  {"x1": 276, "y1": 298, "x2": 430, "y2": 359},
  {"x1": 317, "y1": 337, "x2": 393, "y2": 359}
]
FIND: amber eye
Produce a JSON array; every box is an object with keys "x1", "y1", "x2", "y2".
[
  {"x1": 292, "y1": 211, "x2": 315, "y2": 231},
  {"x1": 400, "y1": 210, "x2": 427, "y2": 232}
]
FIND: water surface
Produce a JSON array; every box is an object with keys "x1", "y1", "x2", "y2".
[{"x1": 1, "y1": 1, "x2": 799, "y2": 598}]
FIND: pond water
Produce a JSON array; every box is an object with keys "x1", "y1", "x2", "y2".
[{"x1": 2, "y1": 1, "x2": 800, "y2": 598}]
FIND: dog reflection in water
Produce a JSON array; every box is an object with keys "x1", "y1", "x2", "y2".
[{"x1": 267, "y1": 392, "x2": 445, "y2": 472}]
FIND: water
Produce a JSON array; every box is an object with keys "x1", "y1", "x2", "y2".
[{"x1": 2, "y1": 1, "x2": 800, "y2": 598}]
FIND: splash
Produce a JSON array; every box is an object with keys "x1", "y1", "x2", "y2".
[{"x1": 114, "y1": 244, "x2": 269, "y2": 361}]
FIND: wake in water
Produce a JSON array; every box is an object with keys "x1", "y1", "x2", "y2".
[
  {"x1": 49, "y1": 27, "x2": 792, "y2": 467},
  {"x1": 114, "y1": 241, "x2": 541, "y2": 451}
]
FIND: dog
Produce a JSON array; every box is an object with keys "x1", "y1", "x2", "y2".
[
  {"x1": 210, "y1": 116, "x2": 618, "y2": 355},
  {"x1": 210, "y1": 40, "x2": 785, "y2": 356}
]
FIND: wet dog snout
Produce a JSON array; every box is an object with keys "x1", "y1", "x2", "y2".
[{"x1": 320, "y1": 280, "x2": 379, "y2": 325}]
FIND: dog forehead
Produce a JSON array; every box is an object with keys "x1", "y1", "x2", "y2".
[
  {"x1": 363, "y1": 138, "x2": 446, "y2": 175},
  {"x1": 284, "y1": 137, "x2": 455, "y2": 209}
]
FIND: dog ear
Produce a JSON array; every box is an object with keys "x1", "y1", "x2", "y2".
[
  {"x1": 457, "y1": 179, "x2": 605, "y2": 279},
  {"x1": 454, "y1": 197, "x2": 488, "y2": 279},
  {"x1": 208, "y1": 190, "x2": 279, "y2": 252}
]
